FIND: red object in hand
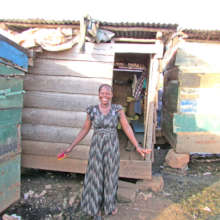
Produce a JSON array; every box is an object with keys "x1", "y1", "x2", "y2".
[{"x1": 57, "y1": 152, "x2": 67, "y2": 160}]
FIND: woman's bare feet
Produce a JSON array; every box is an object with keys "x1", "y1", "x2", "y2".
[{"x1": 112, "y1": 208, "x2": 118, "y2": 215}]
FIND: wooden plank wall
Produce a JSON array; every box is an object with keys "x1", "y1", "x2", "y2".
[
  {"x1": 162, "y1": 41, "x2": 220, "y2": 154},
  {"x1": 22, "y1": 43, "x2": 114, "y2": 168}
]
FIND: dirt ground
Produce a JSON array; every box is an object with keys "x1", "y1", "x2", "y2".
[{"x1": 1, "y1": 147, "x2": 220, "y2": 220}]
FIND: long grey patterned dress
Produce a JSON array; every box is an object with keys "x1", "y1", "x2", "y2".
[{"x1": 81, "y1": 104, "x2": 122, "y2": 216}]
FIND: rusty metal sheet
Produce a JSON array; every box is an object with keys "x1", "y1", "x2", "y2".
[{"x1": 0, "y1": 154, "x2": 20, "y2": 213}]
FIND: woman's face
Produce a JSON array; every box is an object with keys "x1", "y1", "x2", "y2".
[{"x1": 99, "y1": 86, "x2": 113, "y2": 105}]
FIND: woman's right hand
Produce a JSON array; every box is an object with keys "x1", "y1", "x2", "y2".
[{"x1": 64, "y1": 145, "x2": 73, "y2": 154}]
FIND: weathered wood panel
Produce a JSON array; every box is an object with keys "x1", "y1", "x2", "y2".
[
  {"x1": 22, "y1": 108, "x2": 86, "y2": 128},
  {"x1": 0, "y1": 78, "x2": 24, "y2": 109},
  {"x1": 22, "y1": 140, "x2": 89, "y2": 160},
  {"x1": 0, "y1": 63, "x2": 24, "y2": 76},
  {"x1": 176, "y1": 42, "x2": 220, "y2": 74},
  {"x1": 179, "y1": 73, "x2": 220, "y2": 88},
  {"x1": 161, "y1": 108, "x2": 177, "y2": 147},
  {"x1": 0, "y1": 109, "x2": 22, "y2": 157},
  {"x1": 21, "y1": 124, "x2": 93, "y2": 145},
  {"x1": 0, "y1": 124, "x2": 19, "y2": 158},
  {"x1": 179, "y1": 88, "x2": 220, "y2": 114},
  {"x1": 0, "y1": 154, "x2": 20, "y2": 213},
  {"x1": 163, "y1": 66, "x2": 179, "y2": 84},
  {"x1": 0, "y1": 77, "x2": 23, "y2": 91},
  {"x1": 176, "y1": 132, "x2": 220, "y2": 153},
  {"x1": 38, "y1": 42, "x2": 114, "y2": 63},
  {"x1": 24, "y1": 75, "x2": 112, "y2": 95},
  {"x1": 162, "y1": 80, "x2": 179, "y2": 113},
  {"x1": 30, "y1": 59, "x2": 113, "y2": 79},
  {"x1": 174, "y1": 114, "x2": 220, "y2": 133},
  {"x1": 24, "y1": 91, "x2": 99, "y2": 111},
  {"x1": 21, "y1": 154, "x2": 152, "y2": 179},
  {"x1": 0, "y1": 94, "x2": 23, "y2": 109},
  {"x1": 0, "y1": 108, "x2": 22, "y2": 125},
  {"x1": 114, "y1": 43, "x2": 162, "y2": 55}
]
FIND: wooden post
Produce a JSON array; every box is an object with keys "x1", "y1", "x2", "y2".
[{"x1": 143, "y1": 56, "x2": 160, "y2": 161}]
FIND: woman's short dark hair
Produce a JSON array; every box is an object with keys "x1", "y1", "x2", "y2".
[{"x1": 98, "y1": 84, "x2": 113, "y2": 93}]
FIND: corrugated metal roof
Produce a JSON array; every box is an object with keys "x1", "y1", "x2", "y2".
[
  {"x1": 2, "y1": 18, "x2": 220, "y2": 41},
  {"x1": 183, "y1": 29, "x2": 220, "y2": 41},
  {"x1": 0, "y1": 18, "x2": 79, "y2": 25},
  {"x1": 0, "y1": 18, "x2": 177, "y2": 29},
  {"x1": 100, "y1": 21, "x2": 177, "y2": 29},
  {"x1": 0, "y1": 18, "x2": 177, "y2": 40}
]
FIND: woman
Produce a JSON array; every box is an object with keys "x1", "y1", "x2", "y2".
[{"x1": 62, "y1": 84, "x2": 151, "y2": 220}]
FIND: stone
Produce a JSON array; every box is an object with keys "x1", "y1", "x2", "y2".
[
  {"x1": 136, "y1": 192, "x2": 153, "y2": 201},
  {"x1": 165, "y1": 149, "x2": 190, "y2": 169},
  {"x1": 69, "y1": 195, "x2": 77, "y2": 206},
  {"x1": 137, "y1": 174, "x2": 164, "y2": 193},
  {"x1": 2, "y1": 214, "x2": 20, "y2": 220},
  {"x1": 117, "y1": 187, "x2": 136, "y2": 202},
  {"x1": 45, "y1": 184, "x2": 52, "y2": 189},
  {"x1": 118, "y1": 180, "x2": 137, "y2": 190},
  {"x1": 117, "y1": 180, "x2": 137, "y2": 202}
]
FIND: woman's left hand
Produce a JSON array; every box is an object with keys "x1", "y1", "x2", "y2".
[{"x1": 136, "y1": 146, "x2": 152, "y2": 157}]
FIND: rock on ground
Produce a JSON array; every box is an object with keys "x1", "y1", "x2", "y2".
[
  {"x1": 165, "y1": 149, "x2": 190, "y2": 169},
  {"x1": 136, "y1": 174, "x2": 164, "y2": 193},
  {"x1": 117, "y1": 180, "x2": 137, "y2": 202}
]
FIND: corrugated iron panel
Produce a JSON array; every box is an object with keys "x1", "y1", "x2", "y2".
[
  {"x1": 0, "y1": 18, "x2": 79, "y2": 25},
  {"x1": 0, "y1": 18, "x2": 177, "y2": 29},
  {"x1": 101, "y1": 21, "x2": 177, "y2": 29},
  {"x1": 0, "y1": 19, "x2": 177, "y2": 40},
  {"x1": 114, "y1": 31, "x2": 156, "y2": 39},
  {"x1": 183, "y1": 29, "x2": 220, "y2": 41}
]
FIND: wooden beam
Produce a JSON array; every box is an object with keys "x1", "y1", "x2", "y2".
[
  {"x1": 22, "y1": 108, "x2": 87, "y2": 128},
  {"x1": 22, "y1": 140, "x2": 90, "y2": 160},
  {"x1": 30, "y1": 59, "x2": 113, "y2": 79},
  {"x1": 24, "y1": 91, "x2": 99, "y2": 112},
  {"x1": 21, "y1": 123, "x2": 93, "y2": 145},
  {"x1": 114, "y1": 38, "x2": 156, "y2": 43},
  {"x1": 21, "y1": 154, "x2": 152, "y2": 179},
  {"x1": 176, "y1": 132, "x2": 220, "y2": 154},
  {"x1": 38, "y1": 42, "x2": 114, "y2": 63},
  {"x1": 24, "y1": 75, "x2": 112, "y2": 95},
  {"x1": 102, "y1": 26, "x2": 175, "y2": 33},
  {"x1": 114, "y1": 43, "x2": 161, "y2": 54}
]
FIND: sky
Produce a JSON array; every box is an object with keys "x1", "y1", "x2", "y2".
[{"x1": 1, "y1": 0, "x2": 220, "y2": 30}]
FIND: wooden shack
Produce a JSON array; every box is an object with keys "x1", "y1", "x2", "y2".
[
  {"x1": 0, "y1": 19, "x2": 177, "y2": 180},
  {"x1": 162, "y1": 29, "x2": 220, "y2": 154}
]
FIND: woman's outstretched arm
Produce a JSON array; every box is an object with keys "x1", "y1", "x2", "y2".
[
  {"x1": 64, "y1": 114, "x2": 92, "y2": 154},
  {"x1": 119, "y1": 110, "x2": 151, "y2": 157}
]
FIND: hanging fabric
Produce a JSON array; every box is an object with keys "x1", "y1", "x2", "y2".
[{"x1": 134, "y1": 72, "x2": 146, "y2": 100}]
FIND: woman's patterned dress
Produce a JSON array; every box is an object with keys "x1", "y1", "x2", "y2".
[{"x1": 81, "y1": 104, "x2": 122, "y2": 216}]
